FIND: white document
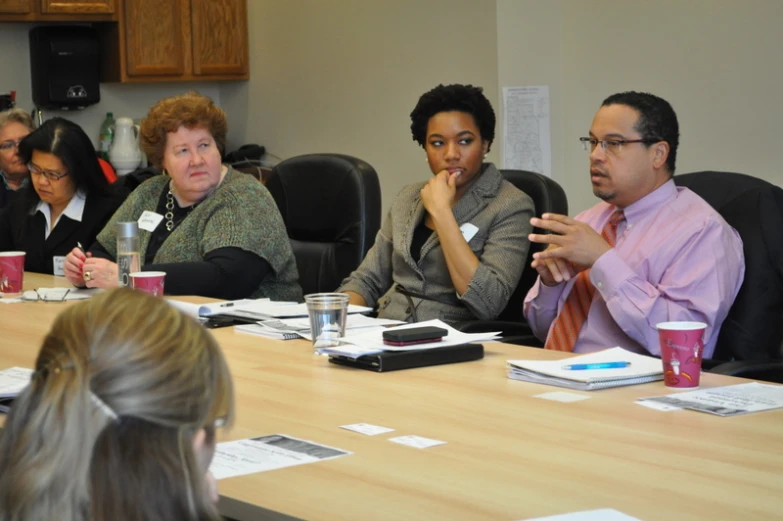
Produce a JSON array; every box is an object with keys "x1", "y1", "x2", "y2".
[
  {"x1": 241, "y1": 302, "x2": 371, "y2": 319},
  {"x1": 0, "y1": 367, "x2": 34, "y2": 397},
  {"x1": 340, "y1": 423, "x2": 395, "y2": 436},
  {"x1": 0, "y1": 367, "x2": 34, "y2": 412},
  {"x1": 520, "y1": 509, "x2": 644, "y2": 521},
  {"x1": 638, "y1": 382, "x2": 783, "y2": 416},
  {"x1": 337, "y1": 319, "x2": 500, "y2": 353},
  {"x1": 503, "y1": 85, "x2": 552, "y2": 176},
  {"x1": 166, "y1": 298, "x2": 265, "y2": 318},
  {"x1": 235, "y1": 314, "x2": 403, "y2": 341},
  {"x1": 388, "y1": 435, "x2": 447, "y2": 449},
  {"x1": 168, "y1": 298, "x2": 371, "y2": 321},
  {"x1": 137, "y1": 210, "x2": 164, "y2": 232},
  {"x1": 210, "y1": 434, "x2": 351, "y2": 480}
]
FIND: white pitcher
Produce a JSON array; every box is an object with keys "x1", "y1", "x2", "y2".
[{"x1": 109, "y1": 117, "x2": 142, "y2": 176}]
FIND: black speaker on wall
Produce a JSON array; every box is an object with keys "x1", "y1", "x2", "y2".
[{"x1": 29, "y1": 26, "x2": 100, "y2": 110}]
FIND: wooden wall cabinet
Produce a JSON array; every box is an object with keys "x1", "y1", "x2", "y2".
[
  {"x1": 99, "y1": 0, "x2": 249, "y2": 83},
  {"x1": 0, "y1": 0, "x2": 116, "y2": 20},
  {"x1": 41, "y1": 0, "x2": 115, "y2": 15},
  {"x1": 0, "y1": 0, "x2": 32, "y2": 14}
]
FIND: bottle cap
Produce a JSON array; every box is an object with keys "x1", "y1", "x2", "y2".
[{"x1": 117, "y1": 221, "x2": 139, "y2": 238}]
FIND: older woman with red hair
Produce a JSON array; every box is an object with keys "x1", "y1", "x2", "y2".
[{"x1": 63, "y1": 92, "x2": 301, "y2": 300}]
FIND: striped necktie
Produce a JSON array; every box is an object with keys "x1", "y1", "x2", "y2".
[{"x1": 544, "y1": 210, "x2": 625, "y2": 352}]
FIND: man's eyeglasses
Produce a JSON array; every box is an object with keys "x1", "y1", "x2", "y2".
[
  {"x1": 579, "y1": 137, "x2": 659, "y2": 155},
  {"x1": 28, "y1": 162, "x2": 69, "y2": 181},
  {"x1": 0, "y1": 140, "x2": 21, "y2": 152}
]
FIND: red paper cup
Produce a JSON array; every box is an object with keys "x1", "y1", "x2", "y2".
[
  {"x1": 0, "y1": 251, "x2": 26, "y2": 296},
  {"x1": 130, "y1": 271, "x2": 166, "y2": 297},
  {"x1": 656, "y1": 321, "x2": 706, "y2": 388}
]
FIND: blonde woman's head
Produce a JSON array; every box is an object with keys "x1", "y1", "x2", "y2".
[{"x1": 0, "y1": 288, "x2": 234, "y2": 521}]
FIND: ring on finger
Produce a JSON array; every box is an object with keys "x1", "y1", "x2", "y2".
[{"x1": 84, "y1": 270, "x2": 92, "y2": 281}]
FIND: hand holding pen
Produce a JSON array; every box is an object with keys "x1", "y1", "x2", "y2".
[{"x1": 63, "y1": 242, "x2": 91, "y2": 286}]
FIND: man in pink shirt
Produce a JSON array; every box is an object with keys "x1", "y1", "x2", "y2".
[{"x1": 523, "y1": 92, "x2": 744, "y2": 358}]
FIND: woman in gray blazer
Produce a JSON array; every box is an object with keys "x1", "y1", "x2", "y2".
[{"x1": 339, "y1": 84, "x2": 534, "y2": 323}]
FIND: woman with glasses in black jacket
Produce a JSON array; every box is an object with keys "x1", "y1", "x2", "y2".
[{"x1": 0, "y1": 117, "x2": 127, "y2": 275}]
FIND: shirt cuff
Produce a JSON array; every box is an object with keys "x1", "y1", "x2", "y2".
[
  {"x1": 590, "y1": 249, "x2": 635, "y2": 298},
  {"x1": 527, "y1": 278, "x2": 566, "y2": 308}
]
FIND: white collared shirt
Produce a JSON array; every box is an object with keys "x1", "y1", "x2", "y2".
[{"x1": 32, "y1": 190, "x2": 87, "y2": 239}]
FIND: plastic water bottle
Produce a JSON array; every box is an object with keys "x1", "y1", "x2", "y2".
[
  {"x1": 98, "y1": 112, "x2": 115, "y2": 161},
  {"x1": 117, "y1": 221, "x2": 140, "y2": 288}
]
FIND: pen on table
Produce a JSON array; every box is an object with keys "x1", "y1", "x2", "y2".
[{"x1": 561, "y1": 361, "x2": 631, "y2": 371}]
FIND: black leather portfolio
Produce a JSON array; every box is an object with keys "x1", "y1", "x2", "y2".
[{"x1": 328, "y1": 343, "x2": 484, "y2": 372}]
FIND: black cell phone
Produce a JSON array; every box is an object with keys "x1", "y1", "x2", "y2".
[{"x1": 382, "y1": 326, "x2": 448, "y2": 346}]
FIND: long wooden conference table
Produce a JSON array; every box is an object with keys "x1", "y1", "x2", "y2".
[{"x1": 2, "y1": 273, "x2": 782, "y2": 521}]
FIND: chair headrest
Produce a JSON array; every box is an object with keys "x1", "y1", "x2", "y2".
[
  {"x1": 500, "y1": 169, "x2": 568, "y2": 216},
  {"x1": 266, "y1": 153, "x2": 381, "y2": 242}
]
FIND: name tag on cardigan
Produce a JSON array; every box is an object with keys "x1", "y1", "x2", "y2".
[
  {"x1": 53, "y1": 256, "x2": 65, "y2": 277},
  {"x1": 138, "y1": 211, "x2": 164, "y2": 232},
  {"x1": 459, "y1": 223, "x2": 479, "y2": 242}
]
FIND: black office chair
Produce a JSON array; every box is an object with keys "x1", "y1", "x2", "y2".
[
  {"x1": 457, "y1": 170, "x2": 568, "y2": 344},
  {"x1": 673, "y1": 171, "x2": 783, "y2": 383},
  {"x1": 266, "y1": 153, "x2": 382, "y2": 296}
]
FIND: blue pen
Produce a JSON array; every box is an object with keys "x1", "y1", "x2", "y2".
[{"x1": 562, "y1": 361, "x2": 631, "y2": 370}]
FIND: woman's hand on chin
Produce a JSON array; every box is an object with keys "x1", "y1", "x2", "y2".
[{"x1": 420, "y1": 170, "x2": 458, "y2": 217}]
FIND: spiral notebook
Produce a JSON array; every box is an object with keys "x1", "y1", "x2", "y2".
[{"x1": 507, "y1": 347, "x2": 663, "y2": 391}]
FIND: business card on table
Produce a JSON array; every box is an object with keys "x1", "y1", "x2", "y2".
[
  {"x1": 635, "y1": 399, "x2": 682, "y2": 412},
  {"x1": 534, "y1": 391, "x2": 591, "y2": 403},
  {"x1": 341, "y1": 423, "x2": 395, "y2": 436},
  {"x1": 388, "y1": 435, "x2": 447, "y2": 449}
]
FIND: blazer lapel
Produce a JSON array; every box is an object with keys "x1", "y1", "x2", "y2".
[
  {"x1": 45, "y1": 215, "x2": 80, "y2": 252},
  {"x1": 401, "y1": 193, "x2": 427, "y2": 269}
]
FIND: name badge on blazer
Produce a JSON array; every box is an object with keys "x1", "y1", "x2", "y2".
[
  {"x1": 53, "y1": 256, "x2": 65, "y2": 277},
  {"x1": 138, "y1": 211, "x2": 164, "y2": 232},
  {"x1": 459, "y1": 223, "x2": 479, "y2": 242}
]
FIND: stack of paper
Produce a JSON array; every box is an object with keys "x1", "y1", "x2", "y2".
[
  {"x1": 317, "y1": 319, "x2": 501, "y2": 359},
  {"x1": 0, "y1": 367, "x2": 34, "y2": 413},
  {"x1": 234, "y1": 315, "x2": 404, "y2": 341},
  {"x1": 507, "y1": 347, "x2": 663, "y2": 391},
  {"x1": 167, "y1": 298, "x2": 373, "y2": 321}
]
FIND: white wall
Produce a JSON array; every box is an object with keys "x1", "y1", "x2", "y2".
[
  {"x1": 0, "y1": 23, "x2": 221, "y2": 150},
  {"x1": 497, "y1": 0, "x2": 783, "y2": 214},
  {"x1": 219, "y1": 0, "x2": 499, "y2": 213},
  {"x1": 6, "y1": 1, "x2": 782, "y2": 215}
]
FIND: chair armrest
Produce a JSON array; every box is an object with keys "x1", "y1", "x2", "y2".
[{"x1": 708, "y1": 359, "x2": 783, "y2": 383}]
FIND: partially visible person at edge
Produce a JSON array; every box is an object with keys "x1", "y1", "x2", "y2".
[
  {"x1": 339, "y1": 83, "x2": 534, "y2": 322},
  {"x1": 0, "y1": 109, "x2": 35, "y2": 210},
  {"x1": 0, "y1": 117, "x2": 126, "y2": 274},
  {"x1": 0, "y1": 289, "x2": 234, "y2": 521},
  {"x1": 523, "y1": 91, "x2": 744, "y2": 358},
  {"x1": 62, "y1": 91, "x2": 302, "y2": 301}
]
